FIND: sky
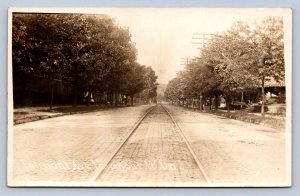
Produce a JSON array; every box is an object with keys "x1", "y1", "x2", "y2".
[{"x1": 96, "y1": 8, "x2": 289, "y2": 84}]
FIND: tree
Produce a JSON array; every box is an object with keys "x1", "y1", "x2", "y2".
[
  {"x1": 121, "y1": 63, "x2": 146, "y2": 105},
  {"x1": 141, "y1": 67, "x2": 158, "y2": 103},
  {"x1": 200, "y1": 21, "x2": 260, "y2": 112},
  {"x1": 165, "y1": 77, "x2": 182, "y2": 105},
  {"x1": 13, "y1": 14, "x2": 70, "y2": 108},
  {"x1": 12, "y1": 13, "x2": 145, "y2": 108},
  {"x1": 165, "y1": 17, "x2": 284, "y2": 115},
  {"x1": 250, "y1": 17, "x2": 284, "y2": 116}
]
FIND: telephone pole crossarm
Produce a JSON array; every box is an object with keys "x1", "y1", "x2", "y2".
[{"x1": 192, "y1": 32, "x2": 215, "y2": 49}]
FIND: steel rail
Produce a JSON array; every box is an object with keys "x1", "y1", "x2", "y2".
[
  {"x1": 91, "y1": 104, "x2": 157, "y2": 181},
  {"x1": 160, "y1": 103, "x2": 210, "y2": 183}
]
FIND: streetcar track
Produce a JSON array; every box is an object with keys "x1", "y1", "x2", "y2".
[
  {"x1": 90, "y1": 105, "x2": 156, "y2": 181},
  {"x1": 160, "y1": 104, "x2": 210, "y2": 183},
  {"x1": 92, "y1": 103, "x2": 210, "y2": 183}
]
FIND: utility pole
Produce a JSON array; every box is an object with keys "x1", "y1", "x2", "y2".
[
  {"x1": 180, "y1": 33, "x2": 214, "y2": 67},
  {"x1": 192, "y1": 32, "x2": 215, "y2": 51},
  {"x1": 180, "y1": 58, "x2": 192, "y2": 66},
  {"x1": 192, "y1": 33, "x2": 215, "y2": 111}
]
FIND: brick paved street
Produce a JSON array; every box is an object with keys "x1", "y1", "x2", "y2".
[
  {"x1": 96, "y1": 104, "x2": 206, "y2": 185},
  {"x1": 11, "y1": 105, "x2": 153, "y2": 184},
  {"x1": 9, "y1": 103, "x2": 288, "y2": 186},
  {"x1": 164, "y1": 104, "x2": 288, "y2": 186}
]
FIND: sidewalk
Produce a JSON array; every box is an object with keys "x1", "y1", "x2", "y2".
[{"x1": 13, "y1": 105, "x2": 115, "y2": 125}]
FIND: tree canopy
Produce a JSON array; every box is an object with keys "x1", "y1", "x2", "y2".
[
  {"x1": 165, "y1": 17, "x2": 285, "y2": 114},
  {"x1": 12, "y1": 13, "x2": 157, "y2": 107}
]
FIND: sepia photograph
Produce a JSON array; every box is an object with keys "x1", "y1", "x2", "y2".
[{"x1": 7, "y1": 8, "x2": 292, "y2": 187}]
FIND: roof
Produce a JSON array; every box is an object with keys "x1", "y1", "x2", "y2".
[{"x1": 264, "y1": 77, "x2": 285, "y2": 87}]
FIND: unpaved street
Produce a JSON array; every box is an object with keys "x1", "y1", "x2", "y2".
[{"x1": 10, "y1": 103, "x2": 288, "y2": 186}]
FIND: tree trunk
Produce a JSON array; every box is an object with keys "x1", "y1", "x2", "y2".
[
  {"x1": 48, "y1": 80, "x2": 54, "y2": 110},
  {"x1": 131, "y1": 95, "x2": 134, "y2": 106},
  {"x1": 110, "y1": 92, "x2": 114, "y2": 105},
  {"x1": 112, "y1": 91, "x2": 116, "y2": 106},
  {"x1": 120, "y1": 94, "x2": 123, "y2": 105},
  {"x1": 209, "y1": 96, "x2": 212, "y2": 110},
  {"x1": 240, "y1": 90, "x2": 244, "y2": 110},
  {"x1": 199, "y1": 93, "x2": 203, "y2": 111},
  {"x1": 215, "y1": 94, "x2": 218, "y2": 110},
  {"x1": 72, "y1": 62, "x2": 79, "y2": 108},
  {"x1": 50, "y1": 84, "x2": 54, "y2": 110},
  {"x1": 86, "y1": 91, "x2": 91, "y2": 107},
  {"x1": 261, "y1": 77, "x2": 265, "y2": 116},
  {"x1": 114, "y1": 91, "x2": 118, "y2": 106},
  {"x1": 226, "y1": 96, "x2": 231, "y2": 113},
  {"x1": 107, "y1": 92, "x2": 111, "y2": 105},
  {"x1": 73, "y1": 89, "x2": 78, "y2": 107}
]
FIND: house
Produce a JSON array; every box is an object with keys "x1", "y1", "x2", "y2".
[{"x1": 263, "y1": 77, "x2": 285, "y2": 103}]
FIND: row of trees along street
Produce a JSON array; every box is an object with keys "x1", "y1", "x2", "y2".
[
  {"x1": 164, "y1": 17, "x2": 285, "y2": 116},
  {"x1": 13, "y1": 13, "x2": 158, "y2": 109}
]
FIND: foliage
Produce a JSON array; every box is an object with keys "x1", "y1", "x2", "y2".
[
  {"x1": 165, "y1": 17, "x2": 285, "y2": 114},
  {"x1": 12, "y1": 13, "x2": 157, "y2": 107}
]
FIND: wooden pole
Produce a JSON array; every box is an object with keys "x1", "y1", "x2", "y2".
[{"x1": 261, "y1": 77, "x2": 265, "y2": 116}]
